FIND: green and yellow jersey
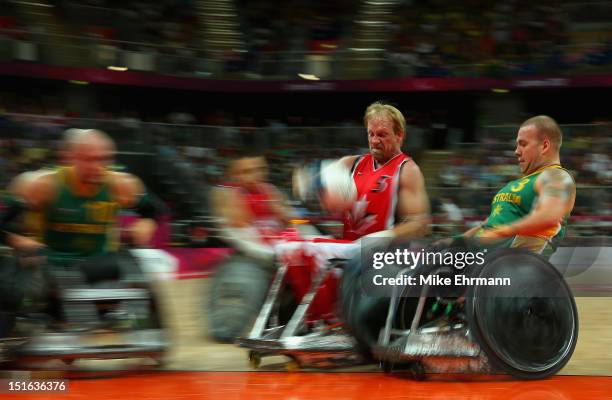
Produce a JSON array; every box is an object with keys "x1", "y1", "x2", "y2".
[
  {"x1": 476, "y1": 165, "x2": 570, "y2": 257},
  {"x1": 42, "y1": 167, "x2": 119, "y2": 265},
  {"x1": 20, "y1": 163, "x2": 126, "y2": 241}
]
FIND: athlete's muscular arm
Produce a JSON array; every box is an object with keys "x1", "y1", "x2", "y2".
[
  {"x1": 211, "y1": 185, "x2": 253, "y2": 228},
  {"x1": 481, "y1": 168, "x2": 575, "y2": 239},
  {"x1": 432, "y1": 221, "x2": 484, "y2": 248},
  {"x1": 16, "y1": 173, "x2": 57, "y2": 211},
  {"x1": 390, "y1": 162, "x2": 431, "y2": 239},
  {"x1": 338, "y1": 155, "x2": 360, "y2": 171},
  {"x1": 110, "y1": 172, "x2": 144, "y2": 208},
  {"x1": 211, "y1": 186, "x2": 275, "y2": 263},
  {"x1": 111, "y1": 172, "x2": 158, "y2": 247},
  {"x1": 2, "y1": 173, "x2": 55, "y2": 252},
  {"x1": 462, "y1": 224, "x2": 484, "y2": 237}
]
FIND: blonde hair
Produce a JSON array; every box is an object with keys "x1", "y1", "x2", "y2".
[
  {"x1": 520, "y1": 115, "x2": 563, "y2": 151},
  {"x1": 363, "y1": 101, "x2": 406, "y2": 136}
]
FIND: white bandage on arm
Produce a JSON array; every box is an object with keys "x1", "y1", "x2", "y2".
[{"x1": 219, "y1": 226, "x2": 275, "y2": 263}]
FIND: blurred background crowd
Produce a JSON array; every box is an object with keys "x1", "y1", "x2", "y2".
[
  {"x1": 0, "y1": 0, "x2": 610, "y2": 79},
  {"x1": 1, "y1": 111, "x2": 610, "y2": 242},
  {"x1": 0, "y1": 0, "x2": 610, "y2": 244}
]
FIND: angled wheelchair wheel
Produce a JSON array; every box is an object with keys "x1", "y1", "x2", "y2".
[
  {"x1": 339, "y1": 258, "x2": 420, "y2": 357},
  {"x1": 467, "y1": 249, "x2": 578, "y2": 380},
  {"x1": 208, "y1": 256, "x2": 280, "y2": 342},
  {"x1": 339, "y1": 257, "x2": 391, "y2": 357}
]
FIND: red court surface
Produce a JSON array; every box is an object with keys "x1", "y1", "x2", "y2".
[{"x1": 4, "y1": 372, "x2": 612, "y2": 400}]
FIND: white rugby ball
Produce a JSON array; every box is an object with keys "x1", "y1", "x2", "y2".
[{"x1": 319, "y1": 161, "x2": 357, "y2": 213}]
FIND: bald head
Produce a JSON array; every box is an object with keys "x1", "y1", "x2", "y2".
[
  {"x1": 63, "y1": 128, "x2": 86, "y2": 145},
  {"x1": 519, "y1": 115, "x2": 563, "y2": 152},
  {"x1": 59, "y1": 128, "x2": 86, "y2": 165},
  {"x1": 71, "y1": 129, "x2": 116, "y2": 185},
  {"x1": 73, "y1": 129, "x2": 116, "y2": 151},
  {"x1": 515, "y1": 115, "x2": 563, "y2": 175}
]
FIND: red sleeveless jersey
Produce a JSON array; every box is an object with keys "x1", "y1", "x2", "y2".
[
  {"x1": 342, "y1": 153, "x2": 411, "y2": 240},
  {"x1": 224, "y1": 182, "x2": 284, "y2": 241}
]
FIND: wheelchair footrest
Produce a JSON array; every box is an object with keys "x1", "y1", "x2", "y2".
[
  {"x1": 374, "y1": 327, "x2": 481, "y2": 362},
  {"x1": 235, "y1": 338, "x2": 284, "y2": 351},
  {"x1": 280, "y1": 332, "x2": 358, "y2": 352},
  {"x1": 290, "y1": 350, "x2": 365, "y2": 369},
  {"x1": 238, "y1": 332, "x2": 358, "y2": 353},
  {"x1": 12, "y1": 329, "x2": 166, "y2": 360},
  {"x1": 62, "y1": 288, "x2": 150, "y2": 301}
]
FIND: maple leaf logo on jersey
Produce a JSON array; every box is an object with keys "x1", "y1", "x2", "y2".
[{"x1": 346, "y1": 195, "x2": 377, "y2": 235}]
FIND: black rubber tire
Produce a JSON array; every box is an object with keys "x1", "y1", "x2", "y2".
[
  {"x1": 467, "y1": 249, "x2": 579, "y2": 380},
  {"x1": 339, "y1": 257, "x2": 419, "y2": 357},
  {"x1": 408, "y1": 361, "x2": 426, "y2": 381},
  {"x1": 380, "y1": 360, "x2": 393, "y2": 374},
  {"x1": 207, "y1": 256, "x2": 275, "y2": 343},
  {"x1": 339, "y1": 258, "x2": 386, "y2": 356}
]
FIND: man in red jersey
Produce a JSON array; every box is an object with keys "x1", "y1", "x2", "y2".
[
  {"x1": 328, "y1": 101, "x2": 431, "y2": 354},
  {"x1": 211, "y1": 153, "x2": 294, "y2": 262},
  {"x1": 340, "y1": 101, "x2": 430, "y2": 243},
  {"x1": 277, "y1": 102, "x2": 432, "y2": 329},
  {"x1": 214, "y1": 104, "x2": 430, "y2": 345},
  {"x1": 209, "y1": 153, "x2": 298, "y2": 341},
  {"x1": 289, "y1": 101, "x2": 431, "y2": 260}
]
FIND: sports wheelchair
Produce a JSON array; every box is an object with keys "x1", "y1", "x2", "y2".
[
  {"x1": 0, "y1": 247, "x2": 167, "y2": 370},
  {"x1": 343, "y1": 241, "x2": 578, "y2": 380}
]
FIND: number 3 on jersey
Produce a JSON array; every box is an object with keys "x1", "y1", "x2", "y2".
[
  {"x1": 372, "y1": 175, "x2": 391, "y2": 193},
  {"x1": 510, "y1": 178, "x2": 530, "y2": 193}
]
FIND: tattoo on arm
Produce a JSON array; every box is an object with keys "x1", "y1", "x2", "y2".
[
  {"x1": 540, "y1": 169, "x2": 574, "y2": 202},
  {"x1": 542, "y1": 186, "x2": 570, "y2": 200}
]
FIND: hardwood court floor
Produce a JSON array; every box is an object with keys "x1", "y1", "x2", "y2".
[
  {"x1": 156, "y1": 278, "x2": 612, "y2": 375},
  {"x1": 4, "y1": 275, "x2": 612, "y2": 400},
  {"x1": 4, "y1": 372, "x2": 612, "y2": 400}
]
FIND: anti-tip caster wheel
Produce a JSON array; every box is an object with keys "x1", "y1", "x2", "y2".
[
  {"x1": 380, "y1": 361, "x2": 393, "y2": 374},
  {"x1": 151, "y1": 356, "x2": 167, "y2": 368},
  {"x1": 248, "y1": 351, "x2": 262, "y2": 369},
  {"x1": 285, "y1": 359, "x2": 300, "y2": 372},
  {"x1": 408, "y1": 361, "x2": 426, "y2": 381}
]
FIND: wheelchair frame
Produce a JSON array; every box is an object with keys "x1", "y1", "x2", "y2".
[{"x1": 236, "y1": 260, "x2": 365, "y2": 370}]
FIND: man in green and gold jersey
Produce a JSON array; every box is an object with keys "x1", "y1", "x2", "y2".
[
  {"x1": 1, "y1": 129, "x2": 165, "y2": 266},
  {"x1": 0, "y1": 129, "x2": 170, "y2": 335},
  {"x1": 5, "y1": 128, "x2": 85, "y2": 252},
  {"x1": 459, "y1": 115, "x2": 576, "y2": 258}
]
